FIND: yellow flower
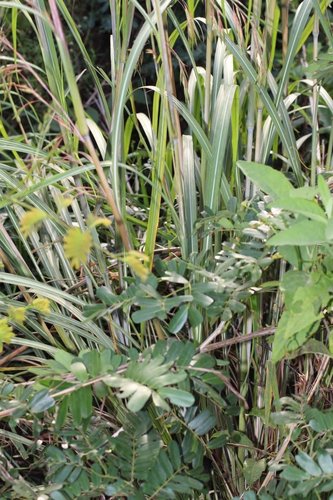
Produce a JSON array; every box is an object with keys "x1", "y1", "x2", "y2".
[
  {"x1": 8, "y1": 306, "x2": 26, "y2": 325},
  {"x1": 122, "y1": 251, "x2": 149, "y2": 282},
  {"x1": 64, "y1": 227, "x2": 93, "y2": 269},
  {"x1": 31, "y1": 298, "x2": 51, "y2": 315},
  {"x1": 0, "y1": 318, "x2": 15, "y2": 352},
  {"x1": 20, "y1": 208, "x2": 47, "y2": 238}
]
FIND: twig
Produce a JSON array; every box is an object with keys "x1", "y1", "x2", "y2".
[
  {"x1": 200, "y1": 327, "x2": 276, "y2": 352},
  {"x1": 0, "y1": 346, "x2": 28, "y2": 367}
]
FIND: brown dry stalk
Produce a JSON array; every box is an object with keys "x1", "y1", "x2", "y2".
[{"x1": 200, "y1": 326, "x2": 276, "y2": 352}]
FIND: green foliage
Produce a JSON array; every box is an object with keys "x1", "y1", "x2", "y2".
[
  {"x1": 239, "y1": 161, "x2": 333, "y2": 361},
  {"x1": 0, "y1": 341, "x2": 219, "y2": 498},
  {"x1": 1, "y1": 0, "x2": 333, "y2": 499}
]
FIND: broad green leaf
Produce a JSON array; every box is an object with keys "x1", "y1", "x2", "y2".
[
  {"x1": 54, "y1": 349, "x2": 75, "y2": 370},
  {"x1": 318, "y1": 452, "x2": 333, "y2": 474},
  {"x1": 69, "y1": 390, "x2": 83, "y2": 426},
  {"x1": 307, "y1": 409, "x2": 333, "y2": 432},
  {"x1": 325, "y1": 218, "x2": 333, "y2": 241},
  {"x1": 71, "y1": 361, "x2": 88, "y2": 382},
  {"x1": 158, "y1": 388, "x2": 194, "y2": 407},
  {"x1": 168, "y1": 305, "x2": 188, "y2": 334},
  {"x1": 127, "y1": 385, "x2": 152, "y2": 412},
  {"x1": 268, "y1": 220, "x2": 327, "y2": 246},
  {"x1": 188, "y1": 306, "x2": 203, "y2": 328},
  {"x1": 290, "y1": 186, "x2": 319, "y2": 199},
  {"x1": 296, "y1": 452, "x2": 322, "y2": 477},
  {"x1": 237, "y1": 161, "x2": 294, "y2": 199},
  {"x1": 30, "y1": 390, "x2": 55, "y2": 414},
  {"x1": 96, "y1": 287, "x2": 118, "y2": 305},
  {"x1": 132, "y1": 303, "x2": 165, "y2": 323},
  {"x1": 281, "y1": 465, "x2": 310, "y2": 481},
  {"x1": 77, "y1": 387, "x2": 92, "y2": 420},
  {"x1": 188, "y1": 409, "x2": 216, "y2": 435},
  {"x1": 243, "y1": 458, "x2": 266, "y2": 486},
  {"x1": 269, "y1": 198, "x2": 327, "y2": 223},
  {"x1": 271, "y1": 280, "x2": 326, "y2": 362},
  {"x1": 285, "y1": 339, "x2": 332, "y2": 359}
]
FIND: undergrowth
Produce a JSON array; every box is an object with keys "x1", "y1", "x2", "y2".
[{"x1": 0, "y1": 1, "x2": 333, "y2": 499}]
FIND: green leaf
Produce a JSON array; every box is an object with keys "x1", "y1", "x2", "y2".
[
  {"x1": 158, "y1": 388, "x2": 195, "y2": 407},
  {"x1": 30, "y1": 389, "x2": 55, "y2": 414},
  {"x1": 268, "y1": 219, "x2": 327, "y2": 246},
  {"x1": 132, "y1": 304, "x2": 166, "y2": 323},
  {"x1": 188, "y1": 409, "x2": 216, "y2": 435},
  {"x1": 243, "y1": 458, "x2": 266, "y2": 486},
  {"x1": 306, "y1": 409, "x2": 333, "y2": 432},
  {"x1": 127, "y1": 385, "x2": 152, "y2": 412},
  {"x1": 188, "y1": 306, "x2": 203, "y2": 328},
  {"x1": 96, "y1": 286, "x2": 119, "y2": 305},
  {"x1": 237, "y1": 161, "x2": 294, "y2": 199},
  {"x1": 168, "y1": 305, "x2": 188, "y2": 334},
  {"x1": 295, "y1": 452, "x2": 322, "y2": 477},
  {"x1": 78, "y1": 386, "x2": 92, "y2": 420},
  {"x1": 318, "y1": 175, "x2": 333, "y2": 216},
  {"x1": 325, "y1": 217, "x2": 333, "y2": 241},
  {"x1": 71, "y1": 361, "x2": 88, "y2": 382},
  {"x1": 280, "y1": 465, "x2": 310, "y2": 481},
  {"x1": 269, "y1": 198, "x2": 327, "y2": 223},
  {"x1": 272, "y1": 270, "x2": 331, "y2": 361},
  {"x1": 318, "y1": 452, "x2": 333, "y2": 474}
]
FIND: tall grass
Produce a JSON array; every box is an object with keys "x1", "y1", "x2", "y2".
[{"x1": 0, "y1": 0, "x2": 332, "y2": 498}]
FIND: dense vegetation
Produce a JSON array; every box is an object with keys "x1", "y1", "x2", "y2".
[{"x1": 0, "y1": 0, "x2": 333, "y2": 498}]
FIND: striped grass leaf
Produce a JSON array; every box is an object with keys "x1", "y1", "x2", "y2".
[
  {"x1": 182, "y1": 135, "x2": 198, "y2": 258},
  {"x1": 111, "y1": 0, "x2": 173, "y2": 209},
  {"x1": 224, "y1": 36, "x2": 303, "y2": 185}
]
